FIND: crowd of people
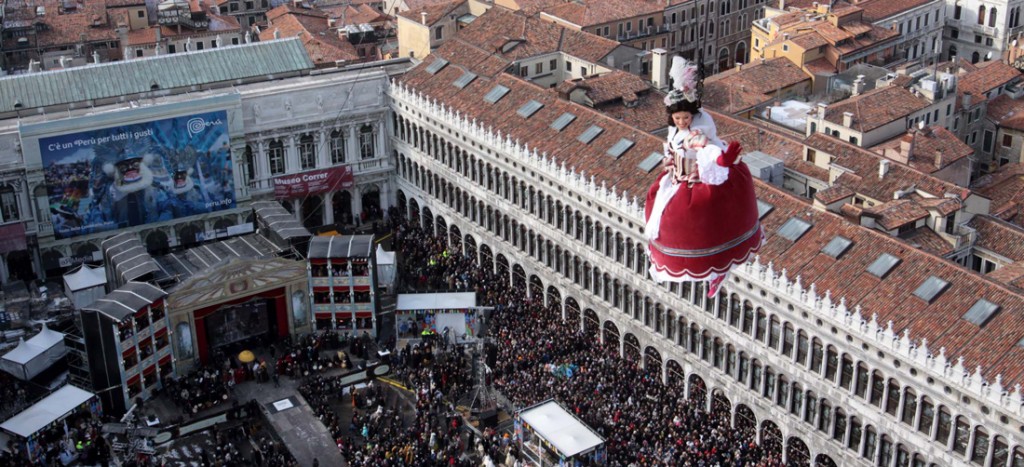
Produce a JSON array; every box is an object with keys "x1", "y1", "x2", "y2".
[{"x1": 382, "y1": 214, "x2": 784, "y2": 465}]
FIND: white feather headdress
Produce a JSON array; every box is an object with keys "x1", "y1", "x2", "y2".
[{"x1": 664, "y1": 56, "x2": 700, "y2": 106}]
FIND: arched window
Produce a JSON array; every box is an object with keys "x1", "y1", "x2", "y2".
[
  {"x1": 971, "y1": 427, "x2": 990, "y2": 465},
  {"x1": 952, "y1": 416, "x2": 970, "y2": 454},
  {"x1": 359, "y1": 124, "x2": 376, "y2": 159},
  {"x1": 979, "y1": 5, "x2": 987, "y2": 25},
  {"x1": 330, "y1": 129, "x2": 346, "y2": 163},
  {"x1": 299, "y1": 134, "x2": 316, "y2": 170},
  {"x1": 989, "y1": 7, "x2": 998, "y2": 26},
  {"x1": 901, "y1": 388, "x2": 917, "y2": 425},
  {"x1": 268, "y1": 139, "x2": 285, "y2": 175}
]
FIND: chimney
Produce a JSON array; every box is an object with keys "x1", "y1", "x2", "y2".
[
  {"x1": 934, "y1": 150, "x2": 943, "y2": 167},
  {"x1": 962, "y1": 92, "x2": 973, "y2": 108},
  {"x1": 92, "y1": 50, "x2": 100, "y2": 64},
  {"x1": 59, "y1": 56, "x2": 70, "y2": 68},
  {"x1": 879, "y1": 159, "x2": 890, "y2": 179},
  {"x1": 651, "y1": 48, "x2": 669, "y2": 90},
  {"x1": 156, "y1": 27, "x2": 162, "y2": 43},
  {"x1": 274, "y1": 29, "x2": 280, "y2": 39},
  {"x1": 28, "y1": 60, "x2": 40, "y2": 72},
  {"x1": 817, "y1": 102, "x2": 827, "y2": 119},
  {"x1": 895, "y1": 131, "x2": 913, "y2": 164},
  {"x1": 842, "y1": 111, "x2": 853, "y2": 127},
  {"x1": 780, "y1": 0, "x2": 785, "y2": 9},
  {"x1": 421, "y1": 11, "x2": 427, "y2": 25},
  {"x1": 852, "y1": 74, "x2": 865, "y2": 96}
]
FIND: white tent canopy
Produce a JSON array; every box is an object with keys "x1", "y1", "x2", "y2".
[
  {"x1": 0, "y1": 325, "x2": 67, "y2": 380},
  {"x1": 376, "y1": 245, "x2": 395, "y2": 289},
  {"x1": 396, "y1": 292, "x2": 476, "y2": 311},
  {"x1": 0, "y1": 385, "x2": 94, "y2": 438},
  {"x1": 519, "y1": 400, "x2": 604, "y2": 458},
  {"x1": 63, "y1": 264, "x2": 106, "y2": 309}
]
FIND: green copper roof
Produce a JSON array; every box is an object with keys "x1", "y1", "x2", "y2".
[{"x1": 0, "y1": 38, "x2": 314, "y2": 111}]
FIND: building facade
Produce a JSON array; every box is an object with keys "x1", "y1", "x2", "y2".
[{"x1": 388, "y1": 49, "x2": 1024, "y2": 466}]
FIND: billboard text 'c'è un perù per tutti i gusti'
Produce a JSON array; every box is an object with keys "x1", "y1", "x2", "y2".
[{"x1": 39, "y1": 110, "x2": 237, "y2": 240}]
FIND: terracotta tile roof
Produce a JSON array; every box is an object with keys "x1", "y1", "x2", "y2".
[
  {"x1": 14, "y1": 0, "x2": 120, "y2": 49},
  {"x1": 823, "y1": 85, "x2": 930, "y2": 133},
  {"x1": 857, "y1": 0, "x2": 932, "y2": 22},
  {"x1": 558, "y1": 71, "x2": 648, "y2": 106},
  {"x1": 912, "y1": 195, "x2": 960, "y2": 216},
  {"x1": 871, "y1": 126, "x2": 974, "y2": 173},
  {"x1": 704, "y1": 58, "x2": 811, "y2": 114},
  {"x1": 986, "y1": 94, "x2": 1024, "y2": 131},
  {"x1": 540, "y1": 0, "x2": 664, "y2": 27},
  {"x1": 455, "y1": 7, "x2": 620, "y2": 64},
  {"x1": 494, "y1": 0, "x2": 564, "y2": 15},
  {"x1": 397, "y1": 0, "x2": 465, "y2": 26},
  {"x1": 976, "y1": 166, "x2": 1024, "y2": 221},
  {"x1": 815, "y1": 184, "x2": 855, "y2": 204},
  {"x1": 318, "y1": 3, "x2": 388, "y2": 25},
  {"x1": 988, "y1": 261, "x2": 1024, "y2": 289},
  {"x1": 754, "y1": 182, "x2": 1024, "y2": 388},
  {"x1": 790, "y1": 32, "x2": 829, "y2": 49},
  {"x1": 804, "y1": 57, "x2": 837, "y2": 75},
  {"x1": 864, "y1": 199, "x2": 929, "y2": 230},
  {"x1": 261, "y1": 7, "x2": 359, "y2": 65},
  {"x1": 105, "y1": 0, "x2": 146, "y2": 6},
  {"x1": 969, "y1": 215, "x2": 1024, "y2": 262},
  {"x1": 401, "y1": 41, "x2": 664, "y2": 198},
  {"x1": 802, "y1": 133, "x2": 971, "y2": 202},
  {"x1": 958, "y1": 60, "x2": 1022, "y2": 106},
  {"x1": 901, "y1": 225, "x2": 955, "y2": 256},
  {"x1": 815, "y1": 22, "x2": 854, "y2": 44}
]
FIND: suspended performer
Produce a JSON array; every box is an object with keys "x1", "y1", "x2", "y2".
[{"x1": 645, "y1": 56, "x2": 765, "y2": 297}]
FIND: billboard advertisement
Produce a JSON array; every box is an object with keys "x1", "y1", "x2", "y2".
[{"x1": 40, "y1": 110, "x2": 236, "y2": 240}]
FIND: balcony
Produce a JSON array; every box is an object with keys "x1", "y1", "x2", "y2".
[
  {"x1": 311, "y1": 275, "x2": 372, "y2": 287},
  {"x1": 616, "y1": 24, "x2": 671, "y2": 42},
  {"x1": 312, "y1": 303, "x2": 374, "y2": 313},
  {"x1": 248, "y1": 156, "x2": 391, "y2": 194}
]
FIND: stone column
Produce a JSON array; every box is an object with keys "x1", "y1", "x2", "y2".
[
  {"x1": 323, "y1": 192, "x2": 334, "y2": 225},
  {"x1": 286, "y1": 135, "x2": 298, "y2": 174},
  {"x1": 256, "y1": 139, "x2": 269, "y2": 184},
  {"x1": 352, "y1": 185, "x2": 363, "y2": 223},
  {"x1": 375, "y1": 119, "x2": 387, "y2": 159},
  {"x1": 317, "y1": 129, "x2": 329, "y2": 167},
  {"x1": 348, "y1": 125, "x2": 360, "y2": 161}
]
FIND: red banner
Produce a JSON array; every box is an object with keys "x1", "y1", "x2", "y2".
[
  {"x1": 0, "y1": 223, "x2": 26, "y2": 254},
  {"x1": 273, "y1": 166, "x2": 354, "y2": 199}
]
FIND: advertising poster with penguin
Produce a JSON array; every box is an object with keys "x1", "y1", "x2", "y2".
[{"x1": 39, "y1": 110, "x2": 236, "y2": 239}]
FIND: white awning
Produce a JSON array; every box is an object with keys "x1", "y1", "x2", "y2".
[
  {"x1": 396, "y1": 292, "x2": 476, "y2": 311},
  {"x1": 62, "y1": 264, "x2": 106, "y2": 292},
  {"x1": 519, "y1": 400, "x2": 604, "y2": 458},
  {"x1": 376, "y1": 245, "x2": 395, "y2": 265},
  {"x1": 0, "y1": 325, "x2": 67, "y2": 380},
  {"x1": 0, "y1": 385, "x2": 94, "y2": 438}
]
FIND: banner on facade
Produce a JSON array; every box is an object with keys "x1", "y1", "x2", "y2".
[
  {"x1": 0, "y1": 223, "x2": 26, "y2": 253},
  {"x1": 39, "y1": 110, "x2": 236, "y2": 240},
  {"x1": 273, "y1": 166, "x2": 354, "y2": 199}
]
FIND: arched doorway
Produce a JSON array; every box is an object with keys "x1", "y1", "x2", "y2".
[
  {"x1": 408, "y1": 198, "x2": 420, "y2": 226},
  {"x1": 396, "y1": 189, "x2": 407, "y2": 214},
  {"x1": 6, "y1": 250, "x2": 33, "y2": 281},
  {"x1": 643, "y1": 346, "x2": 661, "y2": 373},
  {"x1": 787, "y1": 437, "x2": 810, "y2": 467},
  {"x1": 436, "y1": 217, "x2": 448, "y2": 245},
  {"x1": 972, "y1": 51, "x2": 981, "y2": 63},
  {"x1": 815, "y1": 454, "x2": 838, "y2": 467},
  {"x1": 528, "y1": 275, "x2": 544, "y2": 300},
  {"x1": 623, "y1": 333, "x2": 641, "y2": 361},
  {"x1": 718, "y1": 47, "x2": 731, "y2": 72},
  {"x1": 761, "y1": 421, "x2": 784, "y2": 458},
  {"x1": 734, "y1": 42, "x2": 747, "y2": 65},
  {"x1": 449, "y1": 225, "x2": 462, "y2": 253},
  {"x1": 301, "y1": 195, "x2": 324, "y2": 229},
  {"x1": 41, "y1": 250, "x2": 64, "y2": 275},
  {"x1": 948, "y1": 45, "x2": 958, "y2": 61},
  {"x1": 464, "y1": 235, "x2": 477, "y2": 263},
  {"x1": 546, "y1": 286, "x2": 561, "y2": 310},
  {"x1": 333, "y1": 190, "x2": 353, "y2": 225},
  {"x1": 361, "y1": 186, "x2": 381, "y2": 221},
  {"x1": 583, "y1": 309, "x2": 600, "y2": 338},
  {"x1": 480, "y1": 244, "x2": 493, "y2": 271},
  {"x1": 603, "y1": 321, "x2": 620, "y2": 351},
  {"x1": 496, "y1": 254, "x2": 510, "y2": 280},
  {"x1": 688, "y1": 374, "x2": 707, "y2": 407},
  {"x1": 711, "y1": 390, "x2": 732, "y2": 423},
  {"x1": 178, "y1": 223, "x2": 202, "y2": 246},
  {"x1": 565, "y1": 297, "x2": 581, "y2": 329},
  {"x1": 666, "y1": 360, "x2": 685, "y2": 387},
  {"x1": 735, "y1": 404, "x2": 757, "y2": 433},
  {"x1": 512, "y1": 264, "x2": 526, "y2": 291}
]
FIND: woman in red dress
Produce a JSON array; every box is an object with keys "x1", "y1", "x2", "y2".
[{"x1": 644, "y1": 57, "x2": 764, "y2": 297}]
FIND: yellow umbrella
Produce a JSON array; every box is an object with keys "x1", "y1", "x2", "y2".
[{"x1": 238, "y1": 350, "x2": 255, "y2": 363}]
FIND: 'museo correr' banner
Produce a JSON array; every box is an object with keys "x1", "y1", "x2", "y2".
[
  {"x1": 273, "y1": 166, "x2": 354, "y2": 199},
  {"x1": 40, "y1": 111, "x2": 236, "y2": 240}
]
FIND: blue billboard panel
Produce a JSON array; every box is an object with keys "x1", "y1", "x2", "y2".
[{"x1": 40, "y1": 110, "x2": 236, "y2": 240}]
